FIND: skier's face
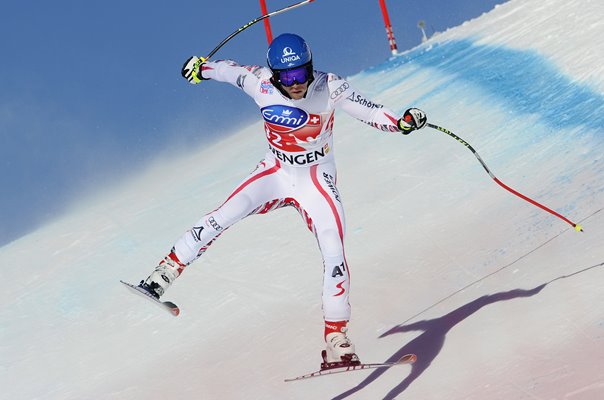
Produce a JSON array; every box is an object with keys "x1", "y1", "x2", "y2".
[{"x1": 282, "y1": 81, "x2": 309, "y2": 100}]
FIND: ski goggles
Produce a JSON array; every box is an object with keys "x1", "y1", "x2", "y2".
[{"x1": 273, "y1": 64, "x2": 313, "y2": 87}]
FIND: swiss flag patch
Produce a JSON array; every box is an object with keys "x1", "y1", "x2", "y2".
[{"x1": 308, "y1": 114, "x2": 321, "y2": 125}]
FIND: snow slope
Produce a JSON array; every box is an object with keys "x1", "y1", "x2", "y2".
[{"x1": 2, "y1": 0, "x2": 603, "y2": 399}]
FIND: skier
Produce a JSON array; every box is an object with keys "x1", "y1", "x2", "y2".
[{"x1": 139, "y1": 33, "x2": 427, "y2": 366}]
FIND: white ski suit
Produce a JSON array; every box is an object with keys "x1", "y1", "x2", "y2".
[{"x1": 171, "y1": 60, "x2": 402, "y2": 321}]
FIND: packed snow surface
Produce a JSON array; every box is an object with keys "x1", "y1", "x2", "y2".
[{"x1": 2, "y1": 0, "x2": 603, "y2": 398}]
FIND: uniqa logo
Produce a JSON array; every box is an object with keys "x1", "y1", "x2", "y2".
[
  {"x1": 282, "y1": 47, "x2": 296, "y2": 57},
  {"x1": 261, "y1": 105, "x2": 308, "y2": 128},
  {"x1": 280, "y1": 47, "x2": 300, "y2": 64}
]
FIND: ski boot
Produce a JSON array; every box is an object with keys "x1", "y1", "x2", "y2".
[
  {"x1": 321, "y1": 322, "x2": 360, "y2": 370},
  {"x1": 139, "y1": 252, "x2": 185, "y2": 299}
]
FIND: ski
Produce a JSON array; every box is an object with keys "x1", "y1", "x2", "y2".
[
  {"x1": 284, "y1": 353, "x2": 416, "y2": 382},
  {"x1": 120, "y1": 280, "x2": 180, "y2": 316}
]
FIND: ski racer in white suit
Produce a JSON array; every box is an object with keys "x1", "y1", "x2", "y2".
[{"x1": 140, "y1": 33, "x2": 427, "y2": 365}]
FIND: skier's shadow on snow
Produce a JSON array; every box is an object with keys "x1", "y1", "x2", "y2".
[
  {"x1": 332, "y1": 284, "x2": 548, "y2": 400},
  {"x1": 333, "y1": 261, "x2": 604, "y2": 400}
]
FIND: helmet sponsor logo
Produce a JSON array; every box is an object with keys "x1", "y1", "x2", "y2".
[
  {"x1": 283, "y1": 47, "x2": 296, "y2": 56},
  {"x1": 281, "y1": 46, "x2": 301, "y2": 64}
]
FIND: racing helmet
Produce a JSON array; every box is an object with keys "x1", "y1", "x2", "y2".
[{"x1": 267, "y1": 33, "x2": 314, "y2": 87}]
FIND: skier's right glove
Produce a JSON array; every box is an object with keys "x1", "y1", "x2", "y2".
[
  {"x1": 397, "y1": 108, "x2": 427, "y2": 134},
  {"x1": 181, "y1": 56, "x2": 207, "y2": 84}
]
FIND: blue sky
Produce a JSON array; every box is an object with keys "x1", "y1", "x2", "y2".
[{"x1": 0, "y1": 0, "x2": 506, "y2": 246}]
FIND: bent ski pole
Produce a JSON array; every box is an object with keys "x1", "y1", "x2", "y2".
[
  {"x1": 205, "y1": 0, "x2": 315, "y2": 61},
  {"x1": 427, "y1": 123, "x2": 583, "y2": 232}
]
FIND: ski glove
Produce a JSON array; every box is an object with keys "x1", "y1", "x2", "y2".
[
  {"x1": 181, "y1": 56, "x2": 207, "y2": 84},
  {"x1": 397, "y1": 108, "x2": 427, "y2": 134}
]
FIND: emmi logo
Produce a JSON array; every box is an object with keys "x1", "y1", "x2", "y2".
[{"x1": 261, "y1": 105, "x2": 308, "y2": 129}]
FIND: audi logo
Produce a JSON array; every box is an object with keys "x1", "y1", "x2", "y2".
[{"x1": 330, "y1": 82, "x2": 350, "y2": 99}]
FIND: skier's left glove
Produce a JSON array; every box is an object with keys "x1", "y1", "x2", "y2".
[
  {"x1": 397, "y1": 108, "x2": 427, "y2": 134},
  {"x1": 181, "y1": 56, "x2": 208, "y2": 84}
]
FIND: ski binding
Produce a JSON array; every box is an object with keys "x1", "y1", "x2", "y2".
[
  {"x1": 120, "y1": 280, "x2": 180, "y2": 316},
  {"x1": 284, "y1": 352, "x2": 416, "y2": 382}
]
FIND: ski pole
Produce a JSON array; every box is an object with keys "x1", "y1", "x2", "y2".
[
  {"x1": 427, "y1": 123, "x2": 583, "y2": 232},
  {"x1": 205, "y1": 0, "x2": 315, "y2": 61}
]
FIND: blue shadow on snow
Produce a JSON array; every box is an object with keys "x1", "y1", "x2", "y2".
[
  {"x1": 367, "y1": 40, "x2": 604, "y2": 134},
  {"x1": 332, "y1": 261, "x2": 604, "y2": 399}
]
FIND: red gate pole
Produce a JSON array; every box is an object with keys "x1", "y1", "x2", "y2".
[
  {"x1": 259, "y1": 0, "x2": 274, "y2": 44},
  {"x1": 378, "y1": 0, "x2": 398, "y2": 55}
]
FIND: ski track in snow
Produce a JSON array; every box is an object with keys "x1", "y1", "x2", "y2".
[{"x1": 2, "y1": 0, "x2": 604, "y2": 399}]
